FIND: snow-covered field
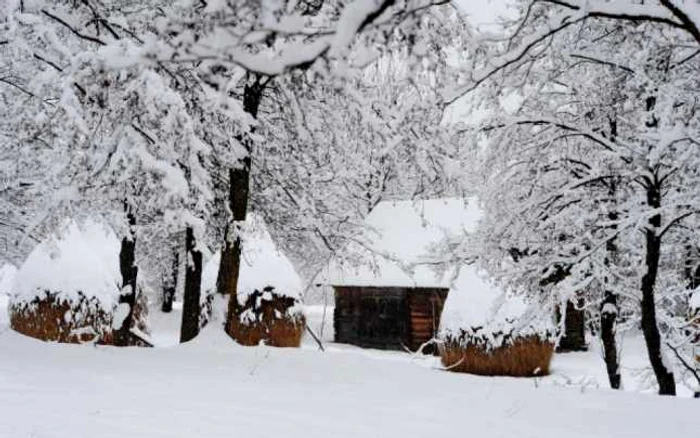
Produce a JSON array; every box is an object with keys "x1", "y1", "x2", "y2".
[{"x1": 1, "y1": 301, "x2": 699, "y2": 438}]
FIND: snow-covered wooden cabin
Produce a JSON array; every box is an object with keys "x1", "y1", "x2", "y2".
[{"x1": 319, "y1": 198, "x2": 481, "y2": 352}]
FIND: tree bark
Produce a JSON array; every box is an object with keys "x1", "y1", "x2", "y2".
[
  {"x1": 216, "y1": 75, "x2": 266, "y2": 339},
  {"x1": 180, "y1": 227, "x2": 203, "y2": 343},
  {"x1": 114, "y1": 209, "x2": 138, "y2": 347},
  {"x1": 600, "y1": 291, "x2": 621, "y2": 389},
  {"x1": 601, "y1": 179, "x2": 621, "y2": 389},
  {"x1": 557, "y1": 298, "x2": 588, "y2": 352},
  {"x1": 640, "y1": 180, "x2": 676, "y2": 395},
  {"x1": 161, "y1": 244, "x2": 179, "y2": 313}
]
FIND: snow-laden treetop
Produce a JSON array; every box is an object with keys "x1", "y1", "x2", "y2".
[
  {"x1": 202, "y1": 213, "x2": 302, "y2": 304},
  {"x1": 13, "y1": 219, "x2": 121, "y2": 309},
  {"x1": 319, "y1": 198, "x2": 480, "y2": 288}
]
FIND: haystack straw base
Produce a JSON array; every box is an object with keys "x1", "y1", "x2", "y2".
[
  {"x1": 440, "y1": 336, "x2": 554, "y2": 377},
  {"x1": 228, "y1": 316, "x2": 304, "y2": 347},
  {"x1": 10, "y1": 294, "x2": 113, "y2": 344},
  {"x1": 226, "y1": 288, "x2": 304, "y2": 348}
]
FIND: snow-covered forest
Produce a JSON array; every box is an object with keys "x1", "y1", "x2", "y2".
[{"x1": 2, "y1": 0, "x2": 700, "y2": 436}]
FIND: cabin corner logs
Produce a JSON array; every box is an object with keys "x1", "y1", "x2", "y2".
[{"x1": 333, "y1": 286, "x2": 448, "y2": 354}]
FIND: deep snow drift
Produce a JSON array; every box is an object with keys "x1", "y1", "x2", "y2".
[{"x1": 1, "y1": 300, "x2": 699, "y2": 438}]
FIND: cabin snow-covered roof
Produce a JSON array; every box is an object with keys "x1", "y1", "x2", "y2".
[
  {"x1": 202, "y1": 213, "x2": 302, "y2": 304},
  {"x1": 318, "y1": 198, "x2": 480, "y2": 288},
  {"x1": 13, "y1": 219, "x2": 121, "y2": 308}
]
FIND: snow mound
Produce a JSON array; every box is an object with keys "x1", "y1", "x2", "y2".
[
  {"x1": 0, "y1": 264, "x2": 18, "y2": 296},
  {"x1": 690, "y1": 288, "x2": 700, "y2": 312},
  {"x1": 13, "y1": 219, "x2": 121, "y2": 309},
  {"x1": 440, "y1": 266, "x2": 552, "y2": 348},
  {"x1": 320, "y1": 198, "x2": 481, "y2": 288},
  {"x1": 202, "y1": 213, "x2": 303, "y2": 303}
]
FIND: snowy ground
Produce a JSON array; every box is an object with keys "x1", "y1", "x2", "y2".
[{"x1": 1, "y1": 301, "x2": 699, "y2": 438}]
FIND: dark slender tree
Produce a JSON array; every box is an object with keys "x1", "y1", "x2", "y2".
[
  {"x1": 180, "y1": 226, "x2": 203, "y2": 343},
  {"x1": 114, "y1": 207, "x2": 138, "y2": 347}
]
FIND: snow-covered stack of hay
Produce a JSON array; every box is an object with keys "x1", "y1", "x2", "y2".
[
  {"x1": 201, "y1": 214, "x2": 304, "y2": 347},
  {"x1": 439, "y1": 268, "x2": 554, "y2": 377},
  {"x1": 9, "y1": 220, "x2": 143, "y2": 344}
]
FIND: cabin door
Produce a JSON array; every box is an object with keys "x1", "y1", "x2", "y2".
[{"x1": 357, "y1": 291, "x2": 408, "y2": 350}]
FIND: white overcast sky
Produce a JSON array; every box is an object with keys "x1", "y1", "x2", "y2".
[{"x1": 454, "y1": 0, "x2": 516, "y2": 28}]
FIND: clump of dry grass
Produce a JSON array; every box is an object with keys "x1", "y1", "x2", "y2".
[
  {"x1": 226, "y1": 287, "x2": 304, "y2": 348},
  {"x1": 9, "y1": 290, "x2": 150, "y2": 346},
  {"x1": 9, "y1": 292, "x2": 114, "y2": 344},
  {"x1": 440, "y1": 335, "x2": 554, "y2": 377}
]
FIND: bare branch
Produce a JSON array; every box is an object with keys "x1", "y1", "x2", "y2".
[{"x1": 41, "y1": 9, "x2": 106, "y2": 46}]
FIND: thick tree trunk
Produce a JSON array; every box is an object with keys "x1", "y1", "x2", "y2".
[
  {"x1": 601, "y1": 180, "x2": 621, "y2": 389},
  {"x1": 162, "y1": 244, "x2": 179, "y2": 313},
  {"x1": 640, "y1": 181, "x2": 676, "y2": 395},
  {"x1": 557, "y1": 298, "x2": 588, "y2": 352},
  {"x1": 216, "y1": 76, "x2": 266, "y2": 339},
  {"x1": 180, "y1": 227, "x2": 203, "y2": 343},
  {"x1": 114, "y1": 210, "x2": 138, "y2": 347}
]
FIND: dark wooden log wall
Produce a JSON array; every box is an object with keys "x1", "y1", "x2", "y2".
[
  {"x1": 407, "y1": 289, "x2": 448, "y2": 353},
  {"x1": 333, "y1": 286, "x2": 448, "y2": 352}
]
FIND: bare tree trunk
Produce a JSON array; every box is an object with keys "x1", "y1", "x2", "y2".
[
  {"x1": 600, "y1": 291, "x2": 621, "y2": 389},
  {"x1": 557, "y1": 298, "x2": 587, "y2": 352},
  {"x1": 180, "y1": 227, "x2": 203, "y2": 343},
  {"x1": 114, "y1": 208, "x2": 138, "y2": 346},
  {"x1": 640, "y1": 179, "x2": 676, "y2": 395},
  {"x1": 216, "y1": 75, "x2": 266, "y2": 339},
  {"x1": 162, "y1": 243, "x2": 179, "y2": 313},
  {"x1": 601, "y1": 179, "x2": 621, "y2": 389}
]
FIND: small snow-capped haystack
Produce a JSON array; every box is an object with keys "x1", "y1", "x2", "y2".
[
  {"x1": 9, "y1": 220, "x2": 133, "y2": 344},
  {"x1": 439, "y1": 268, "x2": 554, "y2": 377},
  {"x1": 201, "y1": 213, "x2": 304, "y2": 347}
]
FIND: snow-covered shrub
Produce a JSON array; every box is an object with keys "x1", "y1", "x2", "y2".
[
  {"x1": 200, "y1": 214, "x2": 305, "y2": 347},
  {"x1": 9, "y1": 220, "x2": 146, "y2": 344},
  {"x1": 438, "y1": 267, "x2": 554, "y2": 376}
]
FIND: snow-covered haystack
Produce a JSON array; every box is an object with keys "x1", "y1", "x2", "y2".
[
  {"x1": 201, "y1": 214, "x2": 304, "y2": 347},
  {"x1": 438, "y1": 267, "x2": 554, "y2": 377},
  {"x1": 9, "y1": 220, "x2": 127, "y2": 344}
]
